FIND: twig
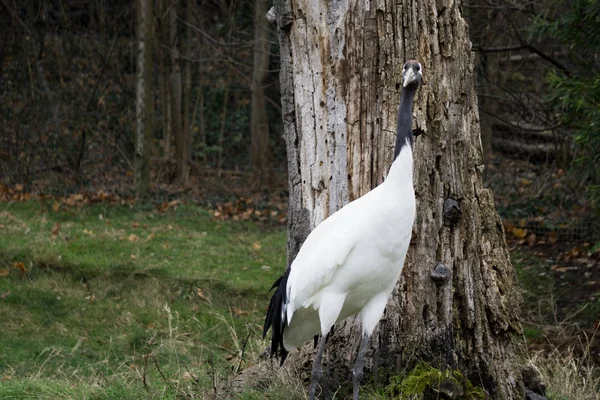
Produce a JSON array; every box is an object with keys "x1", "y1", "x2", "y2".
[
  {"x1": 235, "y1": 328, "x2": 253, "y2": 374},
  {"x1": 153, "y1": 357, "x2": 174, "y2": 393},
  {"x1": 209, "y1": 353, "x2": 218, "y2": 395},
  {"x1": 142, "y1": 354, "x2": 149, "y2": 391}
]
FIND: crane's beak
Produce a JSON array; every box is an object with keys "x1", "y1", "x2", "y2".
[{"x1": 403, "y1": 68, "x2": 416, "y2": 87}]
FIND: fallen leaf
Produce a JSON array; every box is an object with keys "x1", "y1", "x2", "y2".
[
  {"x1": 52, "y1": 202, "x2": 60, "y2": 212},
  {"x1": 0, "y1": 269, "x2": 8, "y2": 277},
  {"x1": 226, "y1": 354, "x2": 234, "y2": 361},
  {"x1": 261, "y1": 265, "x2": 271, "y2": 270},
  {"x1": 527, "y1": 233, "x2": 537, "y2": 247},
  {"x1": 0, "y1": 291, "x2": 10, "y2": 299},
  {"x1": 182, "y1": 371, "x2": 197, "y2": 381},
  {"x1": 512, "y1": 228, "x2": 528, "y2": 239},
  {"x1": 130, "y1": 254, "x2": 137, "y2": 260},
  {"x1": 51, "y1": 223, "x2": 61, "y2": 236},
  {"x1": 132, "y1": 222, "x2": 139, "y2": 228},
  {"x1": 196, "y1": 288, "x2": 211, "y2": 303},
  {"x1": 548, "y1": 231, "x2": 558, "y2": 245},
  {"x1": 128, "y1": 234, "x2": 139, "y2": 242},
  {"x1": 252, "y1": 242, "x2": 262, "y2": 250},
  {"x1": 14, "y1": 262, "x2": 27, "y2": 273},
  {"x1": 232, "y1": 307, "x2": 248, "y2": 316}
]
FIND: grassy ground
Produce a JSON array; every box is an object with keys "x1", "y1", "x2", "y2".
[
  {"x1": 1, "y1": 200, "x2": 598, "y2": 399},
  {"x1": 0, "y1": 200, "x2": 287, "y2": 399}
]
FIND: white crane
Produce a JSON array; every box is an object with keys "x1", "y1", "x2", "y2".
[{"x1": 264, "y1": 60, "x2": 422, "y2": 400}]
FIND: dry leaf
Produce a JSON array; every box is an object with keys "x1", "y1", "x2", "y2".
[
  {"x1": 196, "y1": 288, "x2": 211, "y2": 304},
  {"x1": 130, "y1": 254, "x2": 137, "y2": 260},
  {"x1": 14, "y1": 262, "x2": 27, "y2": 273},
  {"x1": 52, "y1": 202, "x2": 60, "y2": 212},
  {"x1": 182, "y1": 371, "x2": 197, "y2": 381},
  {"x1": 51, "y1": 223, "x2": 61, "y2": 236},
  {"x1": 261, "y1": 265, "x2": 271, "y2": 270},
  {"x1": 548, "y1": 231, "x2": 558, "y2": 245},
  {"x1": 132, "y1": 222, "x2": 139, "y2": 228},
  {"x1": 527, "y1": 233, "x2": 537, "y2": 247},
  {"x1": 512, "y1": 228, "x2": 528, "y2": 238},
  {"x1": 128, "y1": 234, "x2": 139, "y2": 242},
  {"x1": 0, "y1": 291, "x2": 9, "y2": 299},
  {"x1": 232, "y1": 307, "x2": 248, "y2": 316},
  {"x1": 252, "y1": 242, "x2": 262, "y2": 250},
  {"x1": 226, "y1": 354, "x2": 234, "y2": 361},
  {"x1": 0, "y1": 269, "x2": 8, "y2": 277}
]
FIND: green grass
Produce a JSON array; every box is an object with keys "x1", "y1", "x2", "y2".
[{"x1": 0, "y1": 200, "x2": 287, "y2": 398}]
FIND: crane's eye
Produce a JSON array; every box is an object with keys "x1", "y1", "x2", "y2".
[
  {"x1": 404, "y1": 64, "x2": 408, "y2": 70},
  {"x1": 415, "y1": 64, "x2": 421, "y2": 71}
]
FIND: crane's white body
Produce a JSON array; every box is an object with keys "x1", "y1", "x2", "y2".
[{"x1": 283, "y1": 141, "x2": 415, "y2": 351}]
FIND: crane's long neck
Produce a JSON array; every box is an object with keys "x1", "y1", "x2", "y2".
[
  {"x1": 387, "y1": 87, "x2": 416, "y2": 186},
  {"x1": 393, "y1": 88, "x2": 416, "y2": 161}
]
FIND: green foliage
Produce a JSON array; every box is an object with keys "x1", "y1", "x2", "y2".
[
  {"x1": 384, "y1": 361, "x2": 486, "y2": 399},
  {"x1": 532, "y1": 0, "x2": 600, "y2": 211}
]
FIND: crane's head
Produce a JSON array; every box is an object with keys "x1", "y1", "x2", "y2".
[{"x1": 402, "y1": 60, "x2": 422, "y2": 89}]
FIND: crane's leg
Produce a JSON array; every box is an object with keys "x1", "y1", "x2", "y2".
[
  {"x1": 308, "y1": 331, "x2": 329, "y2": 400},
  {"x1": 352, "y1": 333, "x2": 370, "y2": 400}
]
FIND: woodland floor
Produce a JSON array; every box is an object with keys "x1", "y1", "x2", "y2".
[{"x1": 0, "y1": 153, "x2": 598, "y2": 398}]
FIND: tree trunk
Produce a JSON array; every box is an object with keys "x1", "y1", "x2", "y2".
[
  {"x1": 135, "y1": 0, "x2": 153, "y2": 198},
  {"x1": 157, "y1": 0, "x2": 172, "y2": 161},
  {"x1": 272, "y1": 0, "x2": 523, "y2": 398},
  {"x1": 250, "y1": 0, "x2": 272, "y2": 176},
  {"x1": 182, "y1": 0, "x2": 193, "y2": 176},
  {"x1": 169, "y1": 0, "x2": 189, "y2": 185}
]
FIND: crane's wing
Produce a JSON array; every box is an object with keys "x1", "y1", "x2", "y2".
[{"x1": 285, "y1": 199, "x2": 365, "y2": 324}]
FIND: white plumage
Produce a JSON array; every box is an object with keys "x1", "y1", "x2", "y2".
[{"x1": 283, "y1": 144, "x2": 415, "y2": 350}]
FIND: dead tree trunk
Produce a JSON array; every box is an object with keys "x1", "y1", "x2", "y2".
[
  {"x1": 272, "y1": 0, "x2": 523, "y2": 398},
  {"x1": 135, "y1": 0, "x2": 153, "y2": 198}
]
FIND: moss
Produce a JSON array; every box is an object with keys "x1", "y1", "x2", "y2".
[{"x1": 385, "y1": 361, "x2": 487, "y2": 399}]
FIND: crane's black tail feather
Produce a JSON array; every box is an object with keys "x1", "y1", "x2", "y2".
[{"x1": 263, "y1": 267, "x2": 290, "y2": 366}]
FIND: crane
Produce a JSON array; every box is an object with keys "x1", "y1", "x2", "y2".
[{"x1": 264, "y1": 60, "x2": 423, "y2": 399}]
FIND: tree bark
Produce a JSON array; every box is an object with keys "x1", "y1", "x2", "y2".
[
  {"x1": 169, "y1": 0, "x2": 189, "y2": 185},
  {"x1": 250, "y1": 0, "x2": 272, "y2": 176},
  {"x1": 135, "y1": 0, "x2": 153, "y2": 198},
  {"x1": 272, "y1": 0, "x2": 523, "y2": 398}
]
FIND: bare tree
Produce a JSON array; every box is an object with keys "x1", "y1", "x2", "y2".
[
  {"x1": 266, "y1": 0, "x2": 524, "y2": 398},
  {"x1": 135, "y1": 0, "x2": 154, "y2": 198}
]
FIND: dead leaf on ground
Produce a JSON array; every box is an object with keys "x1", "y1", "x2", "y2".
[
  {"x1": 548, "y1": 231, "x2": 558, "y2": 244},
  {"x1": 51, "y1": 223, "x2": 61, "y2": 236},
  {"x1": 0, "y1": 269, "x2": 8, "y2": 277},
  {"x1": 232, "y1": 307, "x2": 248, "y2": 316},
  {"x1": 0, "y1": 291, "x2": 10, "y2": 299},
  {"x1": 512, "y1": 227, "x2": 528, "y2": 239},
  {"x1": 527, "y1": 233, "x2": 537, "y2": 247},
  {"x1": 196, "y1": 288, "x2": 211, "y2": 304},
  {"x1": 14, "y1": 262, "x2": 27, "y2": 273},
  {"x1": 252, "y1": 242, "x2": 261, "y2": 250},
  {"x1": 128, "y1": 234, "x2": 139, "y2": 242}
]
